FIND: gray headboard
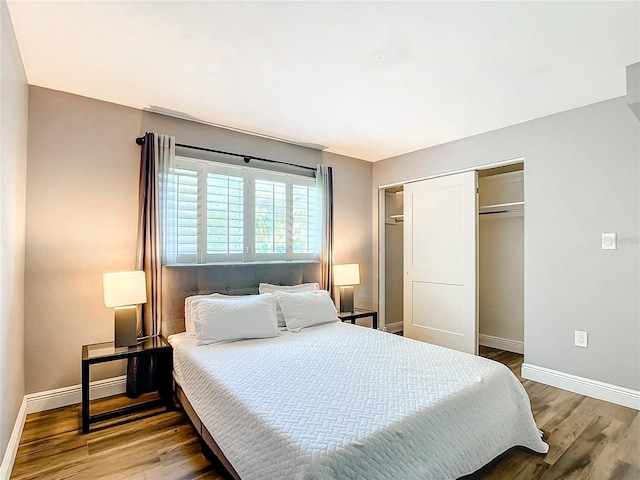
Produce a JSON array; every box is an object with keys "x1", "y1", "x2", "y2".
[{"x1": 161, "y1": 262, "x2": 322, "y2": 336}]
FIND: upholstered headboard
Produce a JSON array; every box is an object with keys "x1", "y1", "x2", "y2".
[{"x1": 161, "y1": 263, "x2": 322, "y2": 336}]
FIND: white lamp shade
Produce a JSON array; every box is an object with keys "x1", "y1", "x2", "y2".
[
  {"x1": 103, "y1": 271, "x2": 147, "y2": 308},
  {"x1": 333, "y1": 264, "x2": 360, "y2": 286}
]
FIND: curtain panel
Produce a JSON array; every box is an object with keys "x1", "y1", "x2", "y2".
[
  {"x1": 316, "y1": 165, "x2": 334, "y2": 296},
  {"x1": 127, "y1": 132, "x2": 175, "y2": 397},
  {"x1": 136, "y1": 132, "x2": 174, "y2": 337}
]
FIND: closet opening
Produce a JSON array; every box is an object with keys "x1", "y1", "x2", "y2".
[
  {"x1": 478, "y1": 162, "x2": 525, "y2": 354},
  {"x1": 379, "y1": 185, "x2": 404, "y2": 333}
]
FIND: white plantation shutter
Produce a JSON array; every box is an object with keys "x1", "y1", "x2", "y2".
[
  {"x1": 165, "y1": 156, "x2": 321, "y2": 264},
  {"x1": 292, "y1": 183, "x2": 321, "y2": 256},
  {"x1": 164, "y1": 162, "x2": 200, "y2": 264},
  {"x1": 253, "y1": 176, "x2": 287, "y2": 259},
  {"x1": 204, "y1": 170, "x2": 244, "y2": 262}
]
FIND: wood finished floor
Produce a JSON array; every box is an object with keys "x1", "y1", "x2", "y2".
[{"x1": 11, "y1": 347, "x2": 639, "y2": 480}]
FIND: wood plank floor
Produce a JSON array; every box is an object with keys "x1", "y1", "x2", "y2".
[{"x1": 11, "y1": 347, "x2": 639, "y2": 479}]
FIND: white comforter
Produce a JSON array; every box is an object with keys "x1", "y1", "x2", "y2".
[{"x1": 169, "y1": 322, "x2": 548, "y2": 480}]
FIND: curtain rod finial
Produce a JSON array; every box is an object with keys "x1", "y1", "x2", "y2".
[{"x1": 136, "y1": 136, "x2": 145, "y2": 146}]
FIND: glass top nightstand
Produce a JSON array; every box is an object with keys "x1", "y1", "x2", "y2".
[
  {"x1": 81, "y1": 335, "x2": 172, "y2": 433},
  {"x1": 82, "y1": 336, "x2": 170, "y2": 362},
  {"x1": 337, "y1": 308, "x2": 378, "y2": 329}
]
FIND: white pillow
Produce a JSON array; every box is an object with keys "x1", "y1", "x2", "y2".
[
  {"x1": 258, "y1": 282, "x2": 320, "y2": 328},
  {"x1": 272, "y1": 290, "x2": 339, "y2": 332},
  {"x1": 184, "y1": 293, "x2": 243, "y2": 334},
  {"x1": 191, "y1": 293, "x2": 279, "y2": 345}
]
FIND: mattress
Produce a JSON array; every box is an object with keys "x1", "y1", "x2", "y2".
[{"x1": 169, "y1": 322, "x2": 548, "y2": 479}]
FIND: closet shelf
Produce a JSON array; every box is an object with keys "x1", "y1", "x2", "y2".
[{"x1": 479, "y1": 201, "x2": 524, "y2": 215}]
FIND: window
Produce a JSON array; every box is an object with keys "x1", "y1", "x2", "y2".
[{"x1": 163, "y1": 156, "x2": 321, "y2": 264}]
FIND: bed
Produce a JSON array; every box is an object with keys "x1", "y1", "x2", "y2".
[{"x1": 161, "y1": 264, "x2": 548, "y2": 479}]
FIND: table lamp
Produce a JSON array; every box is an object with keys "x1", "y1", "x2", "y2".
[
  {"x1": 333, "y1": 264, "x2": 360, "y2": 313},
  {"x1": 103, "y1": 271, "x2": 147, "y2": 347}
]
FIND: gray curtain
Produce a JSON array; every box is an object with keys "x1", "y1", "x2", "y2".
[
  {"x1": 316, "y1": 165, "x2": 334, "y2": 296},
  {"x1": 127, "y1": 132, "x2": 175, "y2": 397},
  {"x1": 136, "y1": 132, "x2": 174, "y2": 337}
]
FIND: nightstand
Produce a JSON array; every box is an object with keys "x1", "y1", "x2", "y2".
[
  {"x1": 338, "y1": 308, "x2": 378, "y2": 329},
  {"x1": 81, "y1": 336, "x2": 172, "y2": 433}
]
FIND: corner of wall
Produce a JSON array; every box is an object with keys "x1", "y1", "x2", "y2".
[
  {"x1": 0, "y1": 397, "x2": 26, "y2": 479},
  {"x1": 321, "y1": 152, "x2": 375, "y2": 310},
  {"x1": 1, "y1": 0, "x2": 29, "y2": 465}
]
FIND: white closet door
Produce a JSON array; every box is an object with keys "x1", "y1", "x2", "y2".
[{"x1": 403, "y1": 171, "x2": 478, "y2": 354}]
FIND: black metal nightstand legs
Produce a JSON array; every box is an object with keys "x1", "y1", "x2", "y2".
[
  {"x1": 81, "y1": 336, "x2": 172, "y2": 433},
  {"x1": 337, "y1": 309, "x2": 378, "y2": 329},
  {"x1": 82, "y1": 361, "x2": 90, "y2": 434},
  {"x1": 156, "y1": 348, "x2": 174, "y2": 409}
]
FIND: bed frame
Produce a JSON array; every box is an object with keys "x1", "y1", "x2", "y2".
[{"x1": 160, "y1": 263, "x2": 322, "y2": 479}]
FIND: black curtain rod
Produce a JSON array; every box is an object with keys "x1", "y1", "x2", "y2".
[{"x1": 135, "y1": 136, "x2": 316, "y2": 172}]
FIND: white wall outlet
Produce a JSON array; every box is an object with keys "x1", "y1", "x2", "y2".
[
  {"x1": 602, "y1": 233, "x2": 616, "y2": 250},
  {"x1": 574, "y1": 330, "x2": 588, "y2": 348}
]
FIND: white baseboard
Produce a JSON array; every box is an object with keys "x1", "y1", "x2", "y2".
[
  {"x1": 522, "y1": 363, "x2": 640, "y2": 410},
  {"x1": 479, "y1": 334, "x2": 524, "y2": 354},
  {"x1": 385, "y1": 321, "x2": 403, "y2": 333},
  {"x1": 26, "y1": 375, "x2": 127, "y2": 414},
  {"x1": 0, "y1": 377, "x2": 128, "y2": 479},
  {"x1": 0, "y1": 397, "x2": 26, "y2": 480}
]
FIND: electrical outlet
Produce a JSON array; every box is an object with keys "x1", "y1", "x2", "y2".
[
  {"x1": 602, "y1": 233, "x2": 616, "y2": 250},
  {"x1": 575, "y1": 330, "x2": 588, "y2": 348}
]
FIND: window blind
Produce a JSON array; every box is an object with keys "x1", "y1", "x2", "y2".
[
  {"x1": 164, "y1": 156, "x2": 320, "y2": 264},
  {"x1": 206, "y1": 172, "x2": 244, "y2": 256}
]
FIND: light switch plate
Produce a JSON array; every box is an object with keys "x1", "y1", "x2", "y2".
[
  {"x1": 575, "y1": 330, "x2": 588, "y2": 348},
  {"x1": 602, "y1": 233, "x2": 616, "y2": 250}
]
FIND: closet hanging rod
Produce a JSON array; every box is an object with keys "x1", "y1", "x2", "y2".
[
  {"x1": 135, "y1": 136, "x2": 317, "y2": 172},
  {"x1": 479, "y1": 209, "x2": 524, "y2": 216},
  {"x1": 481, "y1": 201, "x2": 524, "y2": 209}
]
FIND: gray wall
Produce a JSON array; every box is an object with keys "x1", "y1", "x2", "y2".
[
  {"x1": 26, "y1": 88, "x2": 143, "y2": 393},
  {"x1": 323, "y1": 151, "x2": 374, "y2": 313},
  {"x1": 373, "y1": 97, "x2": 639, "y2": 391},
  {"x1": 141, "y1": 111, "x2": 322, "y2": 171},
  {"x1": 0, "y1": 0, "x2": 28, "y2": 461},
  {"x1": 25, "y1": 87, "x2": 374, "y2": 394}
]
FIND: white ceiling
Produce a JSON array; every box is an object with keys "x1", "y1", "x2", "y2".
[{"x1": 7, "y1": 1, "x2": 640, "y2": 161}]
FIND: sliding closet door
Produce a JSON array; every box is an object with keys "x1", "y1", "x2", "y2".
[{"x1": 403, "y1": 171, "x2": 478, "y2": 354}]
